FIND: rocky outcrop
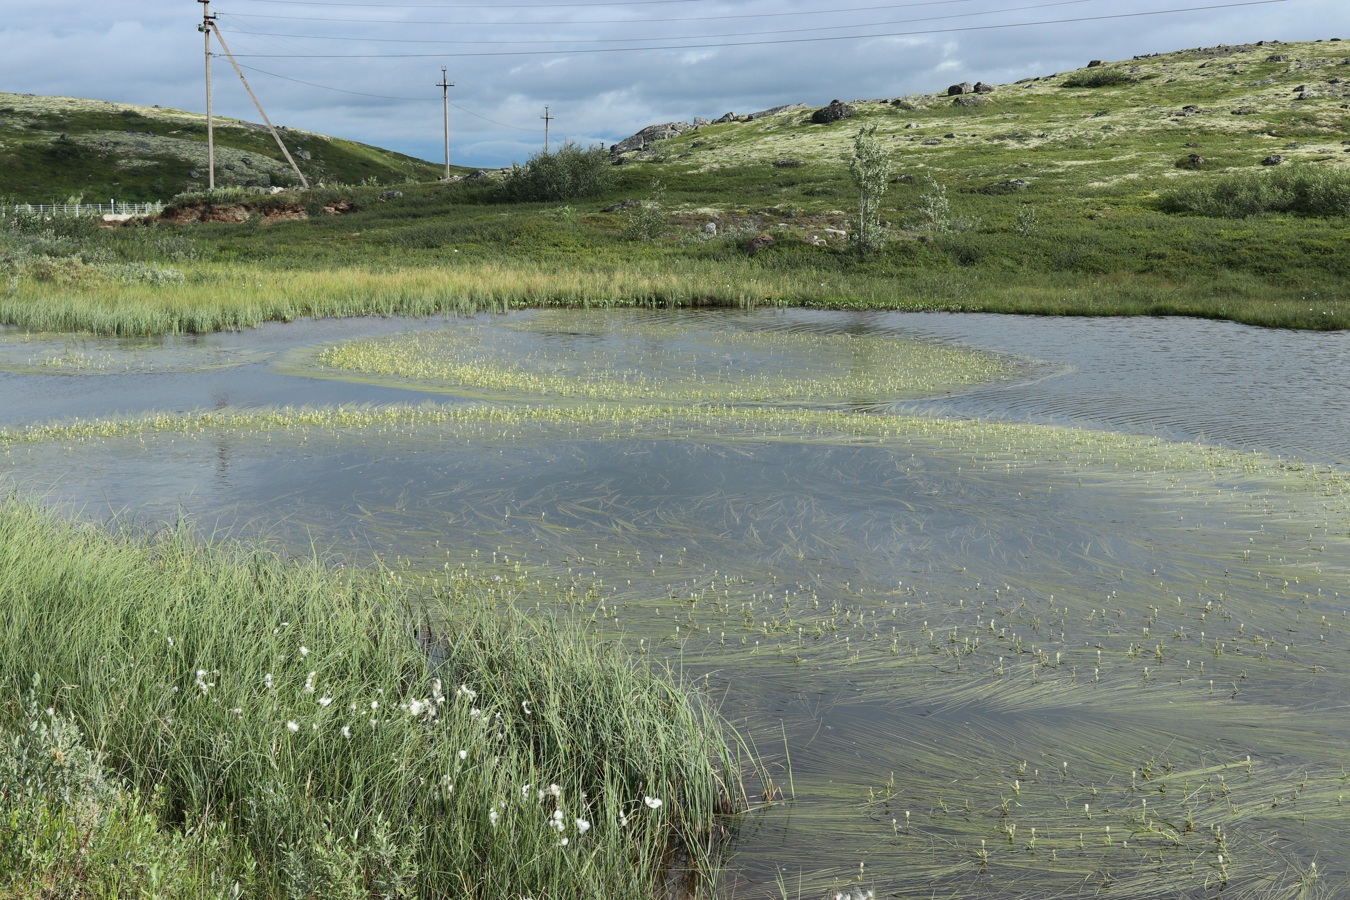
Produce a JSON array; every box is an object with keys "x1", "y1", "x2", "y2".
[
  {"x1": 948, "y1": 82, "x2": 975, "y2": 95},
  {"x1": 811, "y1": 100, "x2": 855, "y2": 124},
  {"x1": 610, "y1": 122, "x2": 689, "y2": 155}
]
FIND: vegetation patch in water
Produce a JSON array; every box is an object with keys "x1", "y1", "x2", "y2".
[{"x1": 308, "y1": 312, "x2": 1013, "y2": 404}]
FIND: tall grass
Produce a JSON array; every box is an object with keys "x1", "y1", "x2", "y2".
[{"x1": 0, "y1": 495, "x2": 744, "y2": 898}]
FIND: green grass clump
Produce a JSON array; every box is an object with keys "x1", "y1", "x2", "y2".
[
  {"x1": 0, "y1": 496, "x2": 743, "y2": 898},
  {"x1": 1160, "y1": 165, "x2": 1350, "y2": 218},
  {"x1": 1059, "y1": 68, "x2": 1135, "y2": 89}
]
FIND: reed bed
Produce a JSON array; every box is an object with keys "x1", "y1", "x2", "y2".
[{"x1": 0, "y1": 495, "x2": 746, "y2": 898}]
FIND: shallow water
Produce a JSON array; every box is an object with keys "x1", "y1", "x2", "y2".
[{"x1": 3, "y1": 309, "x2": 1349, "y2": 898}]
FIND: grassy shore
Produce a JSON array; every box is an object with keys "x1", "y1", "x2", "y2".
[{"x1": 0, "y1": 495, "x2": 745, "y2": 898}]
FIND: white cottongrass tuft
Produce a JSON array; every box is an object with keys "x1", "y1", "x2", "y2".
[
  {"x1": 643, "y1": 796, "x2": 663, "y2": 809},
  {"x1": 286, "y1": 720, "x2": 300, "y2": 733}
]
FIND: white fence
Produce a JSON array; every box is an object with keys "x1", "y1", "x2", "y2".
[{"x1": 7, "y1": 201, "x2": 165, "y2": 218}]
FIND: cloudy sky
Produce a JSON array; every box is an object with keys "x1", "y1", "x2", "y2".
[{"x1": 2, "y1": 0, "x2": 1345, "y2": 168}]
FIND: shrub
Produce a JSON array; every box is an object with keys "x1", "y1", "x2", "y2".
[
  {"x1": 848, "y1": 124, "x2": 890, "y2": 255},
  {"x1": 1159, "y1": 166, "x2": 1350, "y2": 217},
  {"x1": 1060, "y1": 69, "x2": 1135, "y2": 88},
  {"x1": 501, "y1": 142, "x2": 616, "y2": 203}
]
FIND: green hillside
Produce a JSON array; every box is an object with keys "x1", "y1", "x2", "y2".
[
  {"x1": 2, "y1": 38, "x2": 1348, "y2": 334},
  {"x1": 0, "y1": 92, "x2": 445, "y2": 201}
]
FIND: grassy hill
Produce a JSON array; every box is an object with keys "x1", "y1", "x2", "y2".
[
  {"x1": 0, "y1": 92, "x2": 446, "y2": 201},
  {"x1": 1, "y1": 38, "x2": 1348, "y2": 333}
]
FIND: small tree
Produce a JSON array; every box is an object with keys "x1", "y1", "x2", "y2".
[
  {"x1": 848, "y1": 124, "x2": 891, "y2": 255},
  {"x1": 501, "y1": 141, "x2": 615, "y2": 202}
]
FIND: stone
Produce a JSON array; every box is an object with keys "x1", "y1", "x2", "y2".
[
  {"x1": 1261, "y1": 155, "x2": 1286, "y2": 166},
  {"x1": 1087, "y1": 60, "x2": 1104, "y2": 68},
  {"x1": 947, "y1": 82, "x2": 975, "y2": 96},
  {"x1": 773, "y1": 158, "x2": 806, "y2": 168},
  {"x1": 379, "y1": 190, "x2": 404, "y2": 201},
  {"x1": 610, "y1": 121, "x2": 688, "y2": 155},
  {"x1": 921, "y1": 138, "x2": 943, "y2": 145},
  {"x1": 811, "y1": 100, "x2": 855, "y2": 124},
  {"x1": 713, "y1": 112, "x2": 738, "y2": 124},
  {"x1": 974, "y1": 82, "x2": 996, "y2": 93},
  {"x1": 1231, "y1": 107, "x2": 1258, "y2": 115},
  {"x1": 745, "y1": 233, "x2": 775, "y2": 255},
  {"x1": 703, "y1": 222, "x2": 717, "y2": 235},
  {"x1": 952, "y1": 96, "x2": 990, "y2": 107}
]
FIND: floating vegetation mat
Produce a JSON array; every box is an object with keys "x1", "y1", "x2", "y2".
[
  {"x1": 5, "y1": 400, "x2": 1349, "y2": 898},
  {"x1": 301, "y1": 309, "x2": 1017, "y2": 404}
]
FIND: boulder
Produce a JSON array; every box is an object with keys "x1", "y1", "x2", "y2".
[
  {"x1": 811, "y1": 100, "x2": 855, "y2": 124},
  {"x1": 1262, "y1": 155, "x2": 1286, "y2": 166},
  {"x1": 713, "y1": 112, "x2": 739, "y2": 124},
  {"x1": 947, "y1": 82, "x2": 975, "y2": 96},
  {"x1": 1087, "y1": 59, "x2": 1105, "y2": 68},
  {"x1": 974, "y1": 82, "x2": 997, "y2": 93},
  {"x1": 610, "y1": 122, "x2": 688, "y2": 155},
  {"x1": 953, "y1": 95, "x2": 990, "y2": 107},
  {"x1": 745, "y1": 233, "x2": 776, "y2": 255}
]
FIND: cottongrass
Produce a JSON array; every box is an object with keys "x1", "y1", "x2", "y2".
[{"x1": 0, "y1": 494, "x2": 745, "y2": 898}]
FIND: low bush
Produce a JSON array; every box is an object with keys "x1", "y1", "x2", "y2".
[
  {"x1": 1060, "y1": 69, "x2": 1135, "y2": 88},
  {"x1": 501, "y1": 142, "x2": 616, "y2": 203},
  {"x1": 1159, "y1": 166, "x2": 1350, "y2": 217}
]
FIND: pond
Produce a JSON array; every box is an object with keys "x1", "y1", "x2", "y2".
[{"x1": 2, "y1": 309, "x2": 1348, "y2": 898}]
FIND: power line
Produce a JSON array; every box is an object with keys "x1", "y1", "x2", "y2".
[
  {"x1": 230, "y1": 0, "x2": 747, "y2": 8},
  {"x1": 224, "y1": 0, "x2": 1290, "y2": 59},
  {"x1": 232, "y1": 62, "x2": 542, "y2": 132},
  {"x1": 220, "y1": 0, "x2": 985, "y2": 28},
  {"x1": 224, "y1": 0, "x2": 1100, "y2": 47}
]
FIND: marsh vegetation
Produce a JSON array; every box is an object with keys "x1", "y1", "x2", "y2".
[{"x1": 3, "y1": 310, "x2": 1348, "y2": 898}]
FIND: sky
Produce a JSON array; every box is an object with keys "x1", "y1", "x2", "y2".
[{"x1": 1, "y1": 0, "x2": 1346, "y2": 169}]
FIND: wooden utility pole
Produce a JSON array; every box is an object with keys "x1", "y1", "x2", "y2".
[
  {"x1": 541, "y1": 105, "x2": 553, "y2": 153},
  {"x1": 437, "y1": 67, "x2": 454, "y2": 178},
  {"x1": 198, "y1": 0, "x2": 215, "y2": 189},
  {"x1": 207, "y1": 20, "x2": 310, "y2": 188}
]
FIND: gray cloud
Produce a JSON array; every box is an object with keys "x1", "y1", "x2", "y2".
[{"x1": 1, "y1": 0, "x2": 1343, "y2": 168}]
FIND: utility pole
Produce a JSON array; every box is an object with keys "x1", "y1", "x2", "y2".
[
  {"x1": 197, "y1": 0, "x2": 215, "y2": 190},
  {"x1": 437, "y1": 67, "x2": 454, "y2": 179},
  {"x1": 207, "y1": 20, "x2": 310, "y2": 188},
  {"x1": 541, "y1": 105, "x2": 553, "y2": 153}
]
